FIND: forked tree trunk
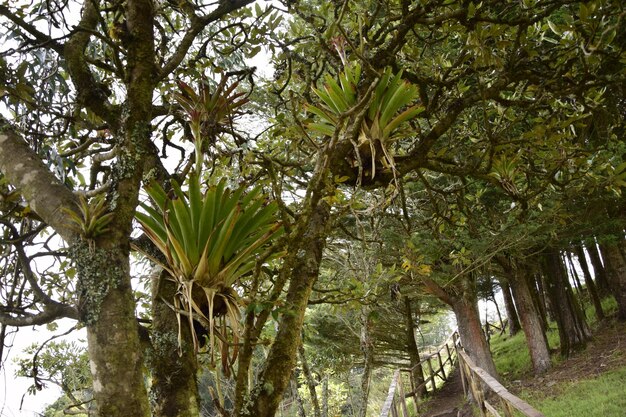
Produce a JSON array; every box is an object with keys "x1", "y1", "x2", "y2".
[
  {"x1": 598, "y1": 242, "x2": 626, "y2": 320},
  {"x1": 498, "y1": 279, "x2": 521, "y2": 335},
  {"x1": 574, "y1": 245, "x2": 605, "y2": 320},
  {"x1": 542, "y1": 251, "x2": 591, "y2": 356},
  {"x1": 496, "y1": 257, "x2": 550, "y2": 374},
  {"x1": 149, "y1": 271, "x2": 199, "y2": 417},
  {"x1": 404, "y1": 297, "x2": 427, "y2": 399}
]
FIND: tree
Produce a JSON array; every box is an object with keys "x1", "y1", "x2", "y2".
[{"x1": 2, "y1": 0, "x2": 625, "y2": 416}]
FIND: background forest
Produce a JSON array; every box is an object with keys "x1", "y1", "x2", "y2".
[{"x1": 0, "y1": 0, "x2": 624, "y2": 416}]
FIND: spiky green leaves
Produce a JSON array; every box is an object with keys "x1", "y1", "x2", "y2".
[
  {"x1": 135, "y1": 175, "x2": 283, "y2": 354},
  {"x1": 64, "y1": 194, "x2": 113, "y2": 239},
  {"x1": 305, "y1": 65, "x2": 423, "y2": 178},
  {"x1": 173, "y1": 77, "x2": 249, "y2": 171},
  {"x1": 136, "y1": 176, "x2": 283, "y2": 289}
]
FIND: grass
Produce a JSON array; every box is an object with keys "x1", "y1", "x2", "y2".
[
  {"x1": 487, "y1": 296, "x2": 626, "y2": 417},
  {"x1": 523, "y1": 367, "x2": 626, "y2": 417}
]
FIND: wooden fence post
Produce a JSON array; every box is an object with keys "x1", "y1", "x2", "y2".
[{"x1": 426, "y1": 357, "x2": 436, "y2": 391}]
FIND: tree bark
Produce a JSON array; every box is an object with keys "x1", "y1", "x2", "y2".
[
  {"x1": 243, "y1": 200, "x2": 331, "y2": 417},
  {"x1": 542, "y1": 251, "x2": 591, "y2": 356},
  {"x1": 149, "y1": 271, "x2": 199, "y2": 417},
  {"x1": 299, "y1": 343, "x2": 321, "y2": 417},
  {"x1": 587, "y1": 241, "x2": 611, "y2": 296},
  {"x1": 452, "y1": 298, "x2": 499, "y2": 378},
  {"x1": 404, "y1": 297, "x2": 427, "y2": 398},
  {"x1": 574, "y1": 245, "x2": 605, "y2": 320},
  {"x1": 497, "y1": 278, "x2": 521, "y2": 336},
  {"x1": 598, "y1": 242, "x2": 626, "y2": 320},
  {"x1": 498, "y1": 258, "x2": 551, "y2": 374},
  {"x1": 357, "y1": 307, "x2": 374, "y2": 417}
]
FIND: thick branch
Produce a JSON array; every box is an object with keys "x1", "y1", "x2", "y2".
[
  {"x1": 64, "y1": 0, "x2": 120, "y2": 128},
  {"x1": 0, "y1": 118, "x2": 79, "y2": 242}
]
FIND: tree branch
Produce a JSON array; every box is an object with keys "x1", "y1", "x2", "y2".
[
  {"x1": 0, "y1": 117, "x2": 79, "y2": 242},
  {"x1": 157, "y1": 0, "x2": 255, "y2": 80}
]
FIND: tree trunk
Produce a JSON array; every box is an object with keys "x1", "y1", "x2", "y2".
[
  {"x1": 598, "y1": 242, "x2": 626, "y2": 320},
  {"x1": 565, "y1": 252, "x2": 585, "y2": 303},
  {"x1": 507, "y1": 262, "x2": 551, "y2": 374},
  {"x1": 299, "y1": 344, "x2": 321, "y2": 417},
  {"x1": 75, "y1": 243, "x2": 151, "y2": 417},
  {"x1": 149, "y1": 271, "x2": 199, "y2": 417},
  {"x1": 587, "y1": 241, "x2": 611, "y2": 296},
  {"x1": 498, "y1": 279, "x2": 521, "y2": 336},
  {"x1": 243, "y1": 200, "x2": 331, "y2": 417},
  {"x1": 357, "y1": 307, "x2": 374, "y2": 417},
  {"x1": 404, "y1": 297, "x2": 427, "y2": 399},
  {"x1": 574, "y1": 245, "x2": 605, "y2": 320},
  {"x1": 542, "y1": 251, "x2": 591, "y2": 356},
  {"x1": 532, "y1": 273, "x2": 549, "y2": 330},
  {"x1": 321, "y1": 373, "x2": 328, "y2": 417},
  {"x1": 291, "y1": 375, "x2": 307, "y2": 417},
  {"x1": 452, "y1": 298, "x2": 499, "y2": 378}
]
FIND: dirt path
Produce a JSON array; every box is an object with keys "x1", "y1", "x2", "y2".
[{"x1": 417, "y1": 368, "x2": 472, "y2": 417}]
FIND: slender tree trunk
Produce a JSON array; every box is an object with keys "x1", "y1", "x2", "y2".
[
  {"x1": 291, "y1": 375, "x2": 307, "y2": 417},
  {"x1": 598, "y1": 242, "x2": 626, "y2": 320},
  {"x1": 498, "y1": 279, "x2": 521, "y2": 335},
  {"x1": 507, "y1": 262, "x2": 551, "y2": 374},
  {"x1": 299, "y1": 344, "x2": 321, "y2": 417},
  {"x1": 149, "y1": 271, "x2": 199, "y2": 417},
  {"x1": 321, "y1": 373, "x2": 328, "y2": 417},
  {"x1": 452, "y1": 298, "x2": 499, "y2": 378},
  {"x1": 532, "y1": 273, "x2": 549, "y2": 330},
  {"x1": 243, "y1": 200, "x2": 332, "y2": 417},
  {"x1": 357, "y1": 307, "x2": 374, "y2": 417},
  {"x1": 565, "y1": 252, "x2": 585, "y2": 303},
  {"x1": 542, "y1": 251, "x2": 591, "y2": 356},
  {"x1": 574, "y1": 245, "x2": 605, "y2": 320},
  {"x1": 587, "y1": 241, "x2": 611, "y2": 296},
  {"x1": 404, "y1": 297, "x2": 427, "y2": 399}
]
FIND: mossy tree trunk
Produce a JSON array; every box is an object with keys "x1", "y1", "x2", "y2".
[
  {"x1": 242, "y1": 199, "x2": 332, "y2": 417},
  {"x1": 149, "y1": 271, "x2": 200, "y2": 417}
]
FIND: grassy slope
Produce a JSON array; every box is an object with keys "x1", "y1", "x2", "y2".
[{"x1": 490, "y1": 298, "x2": 626, "y2": 417}]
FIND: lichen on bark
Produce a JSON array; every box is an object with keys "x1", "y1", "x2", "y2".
[{"x1": 69, "y1": 243, "x2": 125, "y2": 325}]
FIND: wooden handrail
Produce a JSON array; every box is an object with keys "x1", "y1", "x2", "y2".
[
  {"x1": 379, "y1": 330, "x2": 459, "y2": 417},
  {"x1": 380, "y1": 327, "x2": 546, "y2": 417},
  {"x1": 457, "y1": 349, "x2": 545, "y2": 417}
]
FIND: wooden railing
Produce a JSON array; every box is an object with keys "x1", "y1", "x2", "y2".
[
  {"x1": 456, "y1": 348, "x2": 545, "y2": 417},
  {"x1": 380, "y1": 330, "x2": 546, "y2": 417},
  {"x1": 379, "y1": 331, "x2": 459, "y2": 417}
]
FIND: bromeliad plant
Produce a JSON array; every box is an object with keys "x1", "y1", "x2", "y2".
[
  {"x1": 306, "y1": 62, "x2": 423, "y2": 179},
  {"x1": 136, "y1": 177, "x2": 283, "y2": 358},
  {"x1": 135, "y1": 75, "x2": 282, "y2": 368},
  {"x1": 173, "y1": 76, "x2": 249, "y2": 169}
]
